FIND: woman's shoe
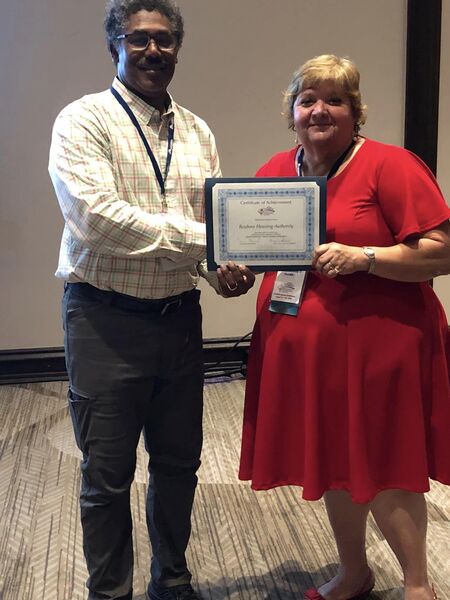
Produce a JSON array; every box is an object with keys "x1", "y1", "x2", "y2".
[
  {"x1": 304, "y1": 570, "x2": 375, "y2": 600},
  {"x1": 304, "y1": 591, "x2": 373, "y2": 600}
]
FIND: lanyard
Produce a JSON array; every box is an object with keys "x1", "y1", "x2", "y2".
[
  {"x1": 297, "y1": 140, "x2": 355, "y2": 180},
  {"x1": 110, "y1": 87, "x2": 175, "y2": 197},
  {"x1": 272, "y1": 140, "x2": 356, "y2": 317}
]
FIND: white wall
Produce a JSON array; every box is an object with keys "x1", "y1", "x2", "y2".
[
  {"x1": 434, "y1": 0, "x2": 450, "y2": 317},
  {"x1": 3, "y1": 0, "x2": 447, "y2": 349}
]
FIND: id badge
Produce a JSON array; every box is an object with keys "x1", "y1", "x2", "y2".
[{"x1": 269, "y1": 271, "x2": 307, "y2": 316}]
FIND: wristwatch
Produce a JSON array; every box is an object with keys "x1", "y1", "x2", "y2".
[{"x1": 362, "y1": 247, "x2": 376, "y2": 274}]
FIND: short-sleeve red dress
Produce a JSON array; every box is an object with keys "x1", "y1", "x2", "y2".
[{"x1": 238, "y1": 139, "x2": 450, "y2": 503}]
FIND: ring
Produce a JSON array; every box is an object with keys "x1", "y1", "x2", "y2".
[
  {"x1": 328, "y1": 263, "x2": 335, "y2": 271},
  {"x1": 226, "y1": 281, "x2": 238, "y2": 291},
  {"x1": 334, "y1": 265, "x2": 341, "y2": 273}
]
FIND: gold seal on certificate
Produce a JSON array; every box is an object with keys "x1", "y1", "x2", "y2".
[{"x1": 205, "y1": 177, "x2": 327, "y2": 271}]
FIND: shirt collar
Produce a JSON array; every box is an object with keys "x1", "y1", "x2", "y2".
[{"x1": 112, "y1": 77, "x2": 175, "y2": 126}]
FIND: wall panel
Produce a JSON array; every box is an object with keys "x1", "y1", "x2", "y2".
[{"x1": 0, "y1": 0, "x2": 413, "y2": 348}]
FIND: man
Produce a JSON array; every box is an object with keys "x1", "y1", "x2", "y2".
[{"x1": 49, "y1": 1, "x2": 254, "y2": 599}]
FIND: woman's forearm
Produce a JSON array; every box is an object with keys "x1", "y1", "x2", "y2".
[{"x1": 369, "y1": 224, "x2": 450, "y2": 282}]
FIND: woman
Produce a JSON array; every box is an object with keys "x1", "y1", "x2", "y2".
[{"x1": 236, "y1": 55, "x2": 450, "y2": 600}]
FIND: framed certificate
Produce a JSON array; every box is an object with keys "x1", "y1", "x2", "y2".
[{"x1": 205, "y1": 177, "x2": 327, "y2": 271}]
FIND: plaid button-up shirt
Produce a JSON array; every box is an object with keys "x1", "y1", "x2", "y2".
[{"x1": 49, "y1": 78, "x2": 221, "y2": 299}]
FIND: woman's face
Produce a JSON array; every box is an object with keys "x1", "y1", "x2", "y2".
[{"x1": 293, "y1": 81, "x2": 355, "y2": 150}]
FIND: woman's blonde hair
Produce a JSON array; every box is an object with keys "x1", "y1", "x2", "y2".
[{"x1": 282, "y1": 54, "x2": 367, "y2": 133}]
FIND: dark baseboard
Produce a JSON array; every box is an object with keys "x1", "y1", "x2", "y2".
[
  {"x1": 0, "y1": 348, "x2": 67, "y2": 385},
  {"x1": 0, "y1": 336, "x2": 251, "y2": 385}
]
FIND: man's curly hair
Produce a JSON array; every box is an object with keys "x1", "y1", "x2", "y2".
[{"x1": 104, "y1": 0, "x2": 184, "y2": 51}]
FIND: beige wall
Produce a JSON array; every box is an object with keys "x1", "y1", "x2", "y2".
[
  {"x1": 1, "y1": 0, "x2": 447, "y2": 349},
  {"x1": 434, "y1": 0, "x2": 450, "y2": 317}
]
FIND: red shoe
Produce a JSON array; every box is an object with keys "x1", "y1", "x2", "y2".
[{"x1": 304, "y1": 570, "x2": 375, "y2": 600}]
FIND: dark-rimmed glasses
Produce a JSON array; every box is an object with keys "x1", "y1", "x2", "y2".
[{"x1": 116, "y1": 31, "x2": 177, "y2": 51}]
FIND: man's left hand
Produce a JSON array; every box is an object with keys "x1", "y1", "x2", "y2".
[{"x1": 217, "y1": 262, "x2": 256, "y2": 297}]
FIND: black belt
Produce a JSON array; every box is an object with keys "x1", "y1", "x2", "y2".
[{"x1": 66, "y1": 282, "x2": 200, "y2": 316}]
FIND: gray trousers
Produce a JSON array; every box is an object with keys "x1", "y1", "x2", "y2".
[{"x1": 62, "y1": 283, "x2": 204, "y2": 600}]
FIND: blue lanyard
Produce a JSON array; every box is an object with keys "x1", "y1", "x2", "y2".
[
  {"x1": 297, "y1": 140, "x2": 355, "y2": 180},
  {"x1": 110, "y1": 87, "x2": 175, "y2": 197}
]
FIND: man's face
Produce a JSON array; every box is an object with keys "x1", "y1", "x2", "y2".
[{"x1": 111, "y1": 10, "x2": 179, "y2": 109}]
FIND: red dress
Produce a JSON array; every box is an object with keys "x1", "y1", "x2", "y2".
[{"x1": 239, "y1": 139, "x2": 450, "y2": 503}]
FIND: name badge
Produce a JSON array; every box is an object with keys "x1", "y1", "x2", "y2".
[{"x1": 269, "y1": 271, "x2": 307, "y2": 316}]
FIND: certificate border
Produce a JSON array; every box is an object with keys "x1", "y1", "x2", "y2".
[{"x1": 205, "y1": 177, "x2": 327, "y2": 271}]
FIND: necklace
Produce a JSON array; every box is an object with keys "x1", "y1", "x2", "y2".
[{"x1": 297, "y1": 139, "x2": 356, "y2": 180}]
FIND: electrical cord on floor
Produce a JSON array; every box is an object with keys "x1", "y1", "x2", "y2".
[{"x1": 204, "y1": 331, "x2": 252, "y2": 379}]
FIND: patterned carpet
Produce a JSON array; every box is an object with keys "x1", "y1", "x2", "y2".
[{"x1": 0, "y1": 379, "x2": 449, "y2": 600}]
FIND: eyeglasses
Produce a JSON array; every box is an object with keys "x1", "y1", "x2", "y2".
[{"x1": 116, "y1": 31, "x2": 177, "y2": 51}]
